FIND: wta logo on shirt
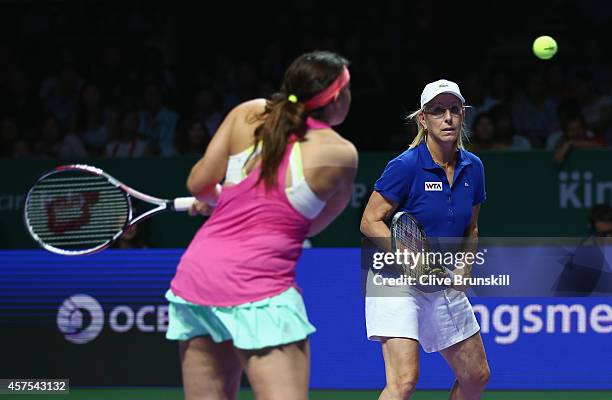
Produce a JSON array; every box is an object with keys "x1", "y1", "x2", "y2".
[{"x1": 424, "y1": 182, "x2": 443, "y2": 191}]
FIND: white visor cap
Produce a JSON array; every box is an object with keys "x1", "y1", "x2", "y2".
[{"x1": 420, "y1": 79, "x2": 465, "y2": 108}]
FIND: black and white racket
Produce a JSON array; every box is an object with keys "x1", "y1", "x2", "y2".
[
  {"x1": 23, "y1": 164, "x2": 195, "y2": 256},
  {"x1": 390, "y1": 211, "x2": 451, "y2": 293}
]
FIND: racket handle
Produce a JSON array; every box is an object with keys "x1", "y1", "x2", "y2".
[
  {"x1": 173, "y1": 197, "x2": 196, "y2": 212},
  {"x1": 444, "y1": 266, "x2": 456, "y2": 279}
]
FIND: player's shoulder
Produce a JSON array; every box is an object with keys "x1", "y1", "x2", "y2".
[
  {"x1": 389, "y1": 145, "x2": 420, "y2": 170},
  {"x1": 334, "y1": 138, "x2": 358, "y2": 169},
  {"x1": 310, "y1": 134, "x2": 358, "y2": 169},
  {"x1": 230, "y1": 98, "x2": 267, "y2": 120},
  {"x1": 461, "y1": 147, "x2": 485, "y2": 169},
  {"x1": 234, "y1": 98, "x2": 267, "y2": 110}
]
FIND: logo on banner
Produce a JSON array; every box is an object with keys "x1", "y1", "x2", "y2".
[
  {"x1": 559, "y1": 171, "x2": 612, "y2": 209},
  {"x1": 425, "y1": 182, "x2": 443, "y2": 191},
  {"x1": 57, "y1": 294, "x2": 104, "y2": 344},
  {"x1": 57, "y1": 294, "x2": 168, "y2": 344}
]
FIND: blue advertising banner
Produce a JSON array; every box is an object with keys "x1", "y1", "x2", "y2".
[{"x1": 0, "y1": 249, "x2": 610, "y2": 389}]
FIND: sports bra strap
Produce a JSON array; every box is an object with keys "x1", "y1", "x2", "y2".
[{"x1": 276, "y1": 134, "x2": 298, "y2": 192}]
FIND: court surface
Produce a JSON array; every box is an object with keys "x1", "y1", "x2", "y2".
[{"x1": 10, "y1": 389, "x2": 612, "y2": 399}]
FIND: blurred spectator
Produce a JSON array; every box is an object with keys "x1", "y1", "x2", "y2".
[
  {"x1": 31, "y1": 113, "x2": 87, "y2": 159},
  {"x1": 193, "y1": 88, "x2": 222, "y2": 137},
  {"x1": 463, "y1": 73, "x2": 499, "y2": 131},
  {"x1": 1, "y1": 67, "x2": 44, "y2": 138},
  {"x1": 574, "y1": 71, "x2": 612, "y2": 139},
  {"x1": 110, "y1": 204, "x2": 151, "y2": 249},
  {"x1": 582, "y1": 39, "x2": 612, "y2": 95},
  {"x1": 469, "y1": 110, "x2": 531, "y2": 152},
  {"x1": 12, "y1": 139, "x2": 32, "y2": 158},
  {"x1": 73, "y1": 82, "x2": 109, "y2": 156},
  {"x1": 235, "y1": 63, "x2": 259, "y2": 103},
  {"x1": 489, "y1": 70, "x2": 512, "y2": 105},
  {"x1": 137, "y1": 83, "x2": 179, "y2": 156},
  {"x1": 217, "y1": 71, "x2": 240, "y2": 112},
  {"x1": 0, "y1": 0, "x2": 611, "y2": 157},
  {"x1": 32, "y1": 115, "x2": 64, "y2": 157},
  {"x1": 174, "y1": 119, "x2": 210, "y2": 156},
  {"x1": 590, "y1": 204, "x2": 612, "y2": 238},
  {"x1": 469, "y1": 113, "x2": 497, "y2": 152},
  {"x1": 105, "y1": 110, "x2": 150, "y2": 157},
  {"x1": 258, "y1": 43, "x2": 286, "y2": 84},
  {"x1": 546, "y1": 64, "x2": 570, "y2": 103},
  {"x1": 111, "y1": 223, "x2": 150, "y2": 249},
  {"x1": 553, "y1": 203, "x2": 612, "y2": 296},
  {"x1": 257, "y1": 81, "x2": 275, "y2": 101},
  {"x1": 550, "y1": 114, "x2": 603, "y2": 165},
  {"x1": 490, "y1": 105, "x2": 531, "y2": 150},
  {"x1": 39, "y1": 64, "x2": 82, "y2": 129},
  {"x1": 58, "y1": 129, "x2": 88, "y2": 158},
  {"x1": 1, "y1": 117, "x2": 20, "y2": 157},
  {"x1": 43, "y1": 113, "x2": 88, "y2": 158},
  {"x1": 556, "y1": 97, "x2": 583, "y2": 131},
  {"x1": 90, "y1": 45, "x2": 124, "y2": 106},
  {"x1": 513, "y1": 73, "x2": 560, "y2": 148},
  {"x1": 390, "y1": 119, "x2": 418, "y2": 150},
  {"x1": 140, "y1": 45, "x2": 177, "y2": 97}
]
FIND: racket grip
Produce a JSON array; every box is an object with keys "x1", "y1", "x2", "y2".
[
  {"x1": 207, "y1": 184, "x2": 222, "y2": 206},
  {"x1": 173, "y1": 197, "x2": 196, "y2": 211},
  {"x1": 194, "y1": 184, "x2": 222, "y2": 206},
  {"x1": 444, "y1": 266, "x2": 456, "y2": 279}
]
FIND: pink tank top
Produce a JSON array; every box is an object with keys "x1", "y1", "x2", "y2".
[{"x1": 170, "y1": 122, "x2": 326, "y2": 306}]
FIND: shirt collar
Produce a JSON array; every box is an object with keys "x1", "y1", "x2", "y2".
[{"x1": 417, "y1": 140, "x2": 472, "y2": 170}]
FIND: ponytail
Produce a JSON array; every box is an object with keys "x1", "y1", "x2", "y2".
[
  {"x1": 252, "y1": 92, "x2": 308, "y2": 189},
  {"x1": 248, "y1": 50, "x2": 349, "y2": 189},
  {"x1": 407, "y1": 108, "x2": 427, "y2": 149}
]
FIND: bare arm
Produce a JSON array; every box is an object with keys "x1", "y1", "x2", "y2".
[
  {"x1": 453, "y1": 204, "x2": 481, "y2": 290},
  {"x1": 464, "y1": 204, "x2": 481, "y2": 240},
  {"x1": 569, "y1": 139, "x2": 603, "y2": 149},
  {"x1": 360, "y1": 191, "x2": 398, "y2": 252},
  {"x1": 186, "y1": 100, "x2": 262, "y2": 204},
  {"x1": 554, "y1": 139, "x2": 603, "y2": 165},
  {"x1": 307, "y1": 143, "x2": 358, "y2": 236},
  {"x1": 307, "y1": 176, "x2": 353, "y2": 237}
]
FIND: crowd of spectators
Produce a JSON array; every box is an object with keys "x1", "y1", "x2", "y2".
[{"x1": 1, "y1": 0, "x2": 612, "y2": 158}]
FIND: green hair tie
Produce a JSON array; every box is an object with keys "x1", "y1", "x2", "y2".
[{"x1": 288, "y1": 94, "x2": 298, "y2": 104}]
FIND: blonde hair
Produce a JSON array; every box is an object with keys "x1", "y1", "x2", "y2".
[{"x1": 406, "y1": 107, "x2": 470, "y2": 149}]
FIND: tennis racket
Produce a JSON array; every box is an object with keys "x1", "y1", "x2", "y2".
[
  {"x1": 390, "y1": 211, "x2": 451, "y2": 293},
  {"x1": 23, "y1": 164, "x2": 196, "y2": 256}
]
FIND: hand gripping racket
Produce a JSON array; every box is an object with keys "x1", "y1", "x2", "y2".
[
  {"x1": 390, "y1": 211, "x2": 452, "y2": 293},
  {"x1": 23, "y1": 164, "x2": 195, "y2": 255}
]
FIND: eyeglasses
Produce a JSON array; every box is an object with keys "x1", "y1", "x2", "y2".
[{"x1": 424, "y1": 104, "x2": 464, "y2": 118}]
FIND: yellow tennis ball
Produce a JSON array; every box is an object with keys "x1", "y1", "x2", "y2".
[{"x1": 533, "y1": 36, "x2": 558, "y2": 60}]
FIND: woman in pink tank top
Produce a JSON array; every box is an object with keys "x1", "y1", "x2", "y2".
[{"x1": 166, "y1": 51, "x2": 358, "y2": 399}]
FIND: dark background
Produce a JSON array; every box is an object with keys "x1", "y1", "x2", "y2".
[{"x1": 1, "y1": 0, "x2": 611, "y2": 155}]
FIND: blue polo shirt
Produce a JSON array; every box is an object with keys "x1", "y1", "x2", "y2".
[{"x1": 374, "y1": 141, "x2": 485, "y2": 237}]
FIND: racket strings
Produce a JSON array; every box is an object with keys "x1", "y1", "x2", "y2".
[
  {"x1": 26, "y1": 209, "x2": 128, "y2": 219},
  {"x1": 25, "y1": 171, "x2": 130, "y2": 251},
  {"x1": 393, "y1": 215, "x2": 430, "y2": 279}
]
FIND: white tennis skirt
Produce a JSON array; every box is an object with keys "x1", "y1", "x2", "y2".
[{"x1": 365, "y1": 286, "x2": 480, "y2": 353}]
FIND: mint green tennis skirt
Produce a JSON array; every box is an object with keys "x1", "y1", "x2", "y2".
[{"x1": 165, "y1": 287, "x2": 316, "y2": 350}]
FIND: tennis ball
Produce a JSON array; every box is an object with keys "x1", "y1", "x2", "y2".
[{"x1": 533, "y1": 36, "x2": 558, "y2": 60}]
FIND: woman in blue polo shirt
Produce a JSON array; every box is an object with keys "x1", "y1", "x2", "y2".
[{"x1": 360, "y1": 79, "x2": 490, "y2": 400}]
